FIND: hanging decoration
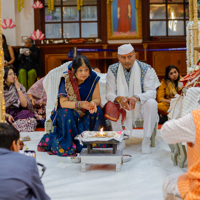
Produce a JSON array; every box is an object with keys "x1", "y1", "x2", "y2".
[
  {"x1": 48, "y1": 0, "x2": 54, "y2": 13},
  {"x1": 2, "y1": 18, "x2": 16, "y2": 29},
  {"x1": 106, "y1": 0, "x2": 113, "y2": 4},
  {"x1": 30, "y1": 29, "x2": 45, "y2": 41},
  {"x1": 32, "y1": 1, "x2": 44, "y2": 9},
  {"x1": 0, "y1": 0, "x2": 6, "y2": 122},
  {"x1": 77, "y1": 0, "x2": 83, "y2": 10},
  {"x1": 18, "y1": 0, "x2": 24, "y2": 12},
  {"x1": 135, "y1": 0, "x2": 140, "y2": 9}
]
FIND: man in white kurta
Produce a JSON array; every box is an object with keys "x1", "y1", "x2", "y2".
[{"x1": 106, "y1": 44, "x2": 157, "y2": 153}]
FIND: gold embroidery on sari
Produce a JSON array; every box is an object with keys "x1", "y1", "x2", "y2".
[{"x1": 62, "y1": 73, "x2": 85, "y2": 116}]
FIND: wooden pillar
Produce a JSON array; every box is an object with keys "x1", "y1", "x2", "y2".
[
  {"x1": 193, "y1": 0, "x2": 198, "y2": 65},
  {"x1": 34, "y1": 0, "x2": 41, "y2": 46},
  {"x1": 143, "y1": 43, "x2": 148, "y2": 62},
  {"x1": 0, "y1": 0, "x2": 5, "y2": 122}
]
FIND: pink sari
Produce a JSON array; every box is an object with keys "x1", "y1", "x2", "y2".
[{"x1": 27, "y1": 77, "x2": 47, "y2": 123}]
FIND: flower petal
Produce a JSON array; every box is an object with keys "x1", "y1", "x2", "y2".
[
  {"x1": 39, "y1": 34, "x2": 45, "y2": 40},
  {"x1": 10, "y1": 24, "x2": 16, "y2": 29},
  {"x1": 39, "y1": 4, "x2": 44, "y2": 9},
  {"x1": 9, "y1": 19, "x2": 13, "y2": 27},
  {"x1": 6, "y1": 18, "x2": 10, "y2": 27},
  {"x1": 2, "y1": 22, "x2": 7, "y2": 29},
  {"x1": 31, "y1": 33, "x2": 37, "y2": 40},
  {"x1": 36, "y1": 29, "x2": 40, "y2": 39}
]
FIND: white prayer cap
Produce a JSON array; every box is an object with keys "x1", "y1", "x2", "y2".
[{"x1": 118, "y1": 44, "x2": 134, "y2": 55}]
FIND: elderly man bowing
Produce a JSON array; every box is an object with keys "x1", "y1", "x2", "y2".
[{"x1": 105, "y1": 44, "x2": 157, "y2": 153}]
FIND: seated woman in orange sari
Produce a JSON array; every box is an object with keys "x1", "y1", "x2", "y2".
[{"x1": 157, "y1": 65, "x2": 182, "y2": 119}]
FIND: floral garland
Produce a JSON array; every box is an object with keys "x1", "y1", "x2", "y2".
[
  {"x1": 190, "y1": 22, "x2": 194, "y2": 72},
  {"x1": 18, "y1": 0, "x2": 24, "y2": 12},
  {"x1": 106, "y1": 0, "x2": 113, "y2": 4},
  {"x1": 77, "y1": 0, "x2": 84, "y2": 10},
  {"x1": 186, "y1": 21, "x2": 191, "y2": 73},
  {"x1": 48, "y1": 0, "x2": 54, "y2": 13},
  {"x1": 135, "y1": 0, "x2": 140, "y2": 9}
]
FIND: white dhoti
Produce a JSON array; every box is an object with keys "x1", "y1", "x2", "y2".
[{"x1": 110, "y1": 99, "x2": 157, "y2": 137}]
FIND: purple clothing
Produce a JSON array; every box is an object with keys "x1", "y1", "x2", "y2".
[
  {"x1": 4, "y1": 83, "x2": 36, "y2": 132},
  {"x1": 6, "y1": 107, "x2": 35, "y2": 121}
]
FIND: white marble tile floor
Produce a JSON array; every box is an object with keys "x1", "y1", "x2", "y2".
[{"x1": 20, "y1": 130, "x2": 186, "y2": 200}]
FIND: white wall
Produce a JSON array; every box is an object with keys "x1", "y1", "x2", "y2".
[{"x1": 1, "y1": 0, "x2": 34, "y2": 46}]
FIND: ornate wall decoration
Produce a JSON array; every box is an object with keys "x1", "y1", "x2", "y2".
[
  {"x1": 2, "y1": 18, "x2": 16, "y2": 29},
  {"x1": 32, "y1": 1, "x2": 44, "y2": 9},
  {"x1": 30, "y1": 29, "x2": 45, "y2": 40}
]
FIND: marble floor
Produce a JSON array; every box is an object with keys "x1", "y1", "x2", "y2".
[{"x1": 20, "y1": 130, "x2": 186, "y2": 200}]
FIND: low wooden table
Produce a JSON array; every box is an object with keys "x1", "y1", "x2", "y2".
[{"x1": 80, "y1": 148, "x2": 123, "y2": 172}]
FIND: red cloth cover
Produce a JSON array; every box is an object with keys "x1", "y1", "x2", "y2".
[{"x1": 103, "y1": 101, "x2": 126, "y2": 124}]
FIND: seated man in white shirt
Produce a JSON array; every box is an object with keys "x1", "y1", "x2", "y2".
[
  {"x1": 161, "y1": 110, "x2": 200, "y2": 200},
  {"x1": 105, "y1": 44, "x2": 157, "y2": 153}
]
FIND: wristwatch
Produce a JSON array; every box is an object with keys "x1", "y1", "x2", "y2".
[
  {"x1": 134, "y1": 95, "x2": 140, "y2": 101},
  {"x1": 17, "y1": 88, "x2": 21, "y2": 92}
]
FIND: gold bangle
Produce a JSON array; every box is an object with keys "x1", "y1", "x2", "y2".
[{"x1": 117, "y1": 96, "x2": 122, "y2": 103}]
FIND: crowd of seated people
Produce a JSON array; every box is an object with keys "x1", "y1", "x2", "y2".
[
  {"x1": 2, "y1": 40, "x2": 200, "y2": 199},
  {"x1": 3, "y1": 35, "x2": 41, "y2": 132}
]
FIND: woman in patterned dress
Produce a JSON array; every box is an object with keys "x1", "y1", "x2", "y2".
[{"x1": 38, "y1": 55, "x2": 107, "y2": 156}]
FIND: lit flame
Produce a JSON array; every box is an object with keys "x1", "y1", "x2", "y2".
[{"x1": 100, "y1": 128, "x2": 103, "y2": 135}]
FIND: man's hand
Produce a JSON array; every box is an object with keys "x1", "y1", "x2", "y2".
[
  {"x1": 119, "y1": 96, "x2": 131, "y2": 110},
  {"x1": 128, "y1": 96, "x2": 138, "y2": 110}
]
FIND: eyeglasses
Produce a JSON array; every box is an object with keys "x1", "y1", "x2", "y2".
[{"x1": 8, "y1": 73, "x2": 16, "y2": 76}]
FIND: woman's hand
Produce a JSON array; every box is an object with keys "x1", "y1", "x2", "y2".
[
  {"x1": 14, "y1": 76, "x2": 20, "y2": 90},
  {"x1": 4, "y1": 62, "x2": 8, "y2": 67},
  {"x1": 39, "y1": 101, "x2": 43, "y2": 107},
  {"x1": 89, "y1": 101, "x2": 97, "y2": 114},
  {"x1": 8, "y1": 114, "x2": 14, "y2": 124},
  {"x1": 31, "y1": 98, "x2": 36, "y2": 106},
  {"x1": 80, "y1": 101, "x2": 94, "y2": 110}
]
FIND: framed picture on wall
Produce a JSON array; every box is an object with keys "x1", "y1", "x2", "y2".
[{"x1": 107, "y1": 0, "x2": 142, "y2": 39}]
